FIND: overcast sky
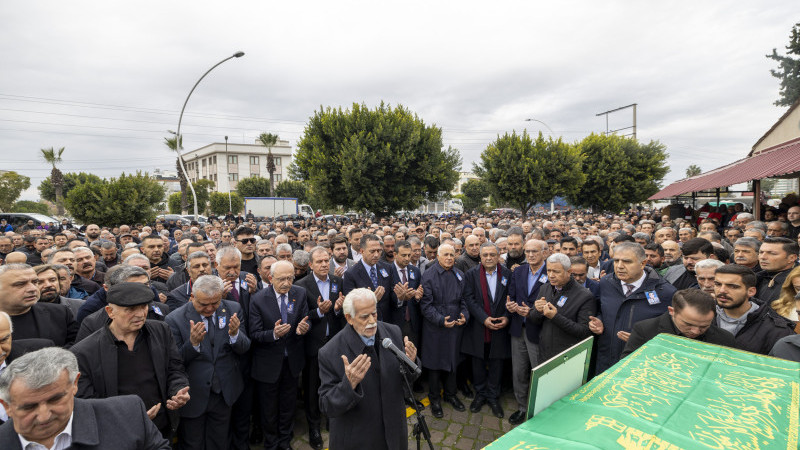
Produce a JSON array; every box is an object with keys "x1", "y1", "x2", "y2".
[{"x1": 2, "y1": 1, "x2": 797, "y2": 202}]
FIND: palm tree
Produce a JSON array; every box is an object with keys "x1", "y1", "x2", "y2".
[
  {"x1": 257, "y1": 132, "x2": 279, "y2": 196},
  {"x1": 165, "y1": 133, "x2": 188, "y2": 213},
  {"x1": 41, "y1": 147, "x2": 65, "y2": 215}
]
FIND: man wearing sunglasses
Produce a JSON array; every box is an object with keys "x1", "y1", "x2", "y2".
[{"x1": 234, "y1": 227, "x2": 259, "y2": 278}]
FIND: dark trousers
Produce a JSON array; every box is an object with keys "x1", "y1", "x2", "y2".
[
  {"x1": 178, "y1": 391, "x2": 231, "y2": 450},
  {"x1": 229, "y1": 378, "x2": 254, "y2": 450},
  {"x1": 257, "y1": 360, "x2": 298, "y2": 450},
  {"x1": 428, "y1": 369, "x2": 457, "y2": 400},
  {"x1": 302, "y1": 353, "x2": 322, "y2": 430},
  {"x1": 472, "y1": 343, "x2": 504, "y2": 401}
]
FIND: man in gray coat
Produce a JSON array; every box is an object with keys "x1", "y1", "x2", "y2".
[
  {"x1": 319, "y1": 288, "x2": 419, "y2": 450},
  {"x1": 0, "y1": 347, "x2": 170, "y2": 449}
]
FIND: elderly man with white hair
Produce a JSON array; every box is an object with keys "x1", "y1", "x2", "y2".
[
  {"x1": 419, "y1": 243, "x2": 469, "y2": 418},
  {"x1": 318, "y1": 288, "x2": 419, "y2": 450}
]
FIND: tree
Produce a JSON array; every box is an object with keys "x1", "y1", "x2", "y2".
[
  {"x1": 167, "y1": 179, "x2": 214, "y2": 214},
  {"x1": 473, "y1": 131, "x2": 584, "y2": 215},
  {"x1": 164, "y1": 134, "x2": 189, "y2": 213},
  {"x1": 767, "y1": 22, "x2": 800, "y2": 107},
  {"x1": 209, "y1": 192, "x2": 243, "y2": 215},
  {"x1": 292, "y1": 102, "x2": 461, "y2": 215},
  {"x1": 65, "y1": 172, "x2": 165, "y2": 226},
  {"x1": 460, "y1": 179, "x2": 491, "y2": 212},
  {"x1": 11, "y1": 200, "x2": 50, "y2": 215},
  {"x1": 0, "y1": 171, "x2": 31, "y2": 212},
  {"x1": 257, "y1": 132, "x2": 279, "y2": 196},
  {"x1": 567, "y1": 133, "x2": 669, "y2": 213},
  {"x1": 236, "y1": 176, "x2": 272, "y2": 198},
  {"x1": 686, "y1": 164, "x2": 702, "y2": 178},
  {"x1": 40, "y1": 147, "x2": 65, "y2": 215},
  {"x1": 274, "y1": 180, "x2": 308, "y2": 203},
  {"x1": 38, "y1": 172, "x2": 104, "y2": 204}
]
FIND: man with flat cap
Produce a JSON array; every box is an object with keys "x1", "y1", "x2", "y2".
[{"x1": 71, "y1": 282, "x2": 190, "y2": 439}]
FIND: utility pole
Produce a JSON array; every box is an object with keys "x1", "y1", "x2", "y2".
[{"x1": 596, "y1": 103, "x2": 637, "y2": 139}]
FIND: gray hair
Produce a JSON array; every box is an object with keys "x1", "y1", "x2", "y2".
[
  {"x1": 51, "y1": 263, "x2": 71, "y2": 277},
  {"x1": 270, "y1": 260, "x2": 294, "y2": 277},
  {"x1": 187, "y1": 251, "x2": 210, "y2": 265},
  {"x1": 737, "y1": 212, "x2": 755, "y2": 221},
  {"x1": 0, "y1": 263, "x2": 33, "y2": 278},
  {"x1": 123, "y1": 253, "x2": 151, "y2": 267},
  {"x1": 0, "y1": 347, "x2": 79, "y2": 402},
  {"x1": 342, "y1": 287, "x2": 377, "y2": 317},
  {"x1": 275, "y1": 243, "x2": 293, "y2": 255},
  {"x1": 308, "y1": 246, "x2": 329, "y2": 261},
  {"x1": 100, "y1": 240, "x2": 117, "y2": 251},
  {"x1": 72, "y1": 246, "x2": 92, "y2": 256},
  {"x1": 631, "y1": 232, "x2": 651, "y2": 244},
  {"x1": 744, "y1": 228, "x2": 766, "y2": 239},
  {"x1": 480, "y1": 242, "x2": 499, "y2": 253},
  {"x1": 192, "y1": 275, "x2": 224, "y2": 297},
  {"x1": 546, "y1": 253, "x2": 571, "y2": 270},
  {"x1": 437, "y1": 243, "x2": 454, "y2": 256},
  {"x1": 695, "y1": 259, "x2": 724, "y2": 271},
  {"x1": 216, "y1": 246, "x2": 242, "y2": 265},
  {"x1": 0, "y1": 311, "x2": 12, "y2": 334},
  {"x1": 613, "y1": 242, "x2": 646, "y2": 262},
  {"x1": 746, "y1": 220, "x2": 767, "y2": 231},
  {"x1": 734, "y1": 237, "x2": 761, "y2": 252},
  {"x1": 407, "y1": 236, "x2": 422, "y2": 246},
  {"x1": 293, "y1": 250, "x2": 310, "y2": 267},
  {"x1": 107, "y1": 265, "x2": 149, "y2": 286}
]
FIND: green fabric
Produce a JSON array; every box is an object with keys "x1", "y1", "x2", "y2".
[{"x1": 488, "y1": 334, "x2": 800, "y2": 449}]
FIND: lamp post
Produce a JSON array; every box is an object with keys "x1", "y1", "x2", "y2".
[
  {"x1": 225, "y1": 135, "x2": 232, "y2": 211},
  {"x1": 175, "y1": 51, "x2": 245, "y2": 220}
]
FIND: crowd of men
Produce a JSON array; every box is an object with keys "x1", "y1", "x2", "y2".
[{"x1": 0, "y1": 204, "x2": 799, "y2": 449}]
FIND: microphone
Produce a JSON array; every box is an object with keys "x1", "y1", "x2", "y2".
[{"x1": 382, "y1": 338, "x2": 421, "y2": 376}]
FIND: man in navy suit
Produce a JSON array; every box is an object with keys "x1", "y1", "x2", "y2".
[
  {"x1": 505, "y1": 239, "x2": 548, "y2": 425},
  {"x1": 343, "y1": 234, "x2": 395, "y2": 321},
  {"x1": 294, "y1": 247, "x2": 343, "y2": 449},
  {"x1": 569, "y1": 256, "x2": 601, "y2": 301},
  {"x1": 165, "y1": 275, "x2": 251, "y2": 450},
  {"x1": 388, "y1": 240, "x2": 424, "y2": 343},
  {"x1": 462, "y1": 243, "x2": 512, "y2": 418},
  {"x1": 249, "y1": 260, "x2": 310, "y2": 450}
]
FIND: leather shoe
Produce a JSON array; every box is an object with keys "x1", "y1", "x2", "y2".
[
  {"x1": 509, "y1": 410, "x2": 526, "y2": 425},
  {"x1": 309, "y1": 428, "x2": 323, "y2": 450},
  {"x1": 469, "y1": 396, "x2": 486, "y2": 413},
  {"x1": 444, "y1": 395, "x2": 465, "y2": 412},
  {"x1": 430, "y1": 399, "x2": 444, "y2": 418},
  {"x1": 405, "y1": 397, "x2": 425, "y2": 410},
  {"x1": 488, "y1": 400, "x2": 504, "y2": 418}
]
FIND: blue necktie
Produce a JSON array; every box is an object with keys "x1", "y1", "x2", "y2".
[
  {"x1": 280, "y1": 294, "x2": 288, "y2": 323},
  {"x1": 369, "y1": 266, "x2": 378, "y2": 289}
]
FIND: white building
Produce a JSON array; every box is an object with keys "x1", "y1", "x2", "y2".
[
  {"x1": 451, "y1": 171, "x2": 479, "y2": 196},
  {"x1": 182, "y1": 140, "x2": 293, "y2": 193},
  {"x1": 152, "y1": 168, "x2": 181, "y2": 198}
]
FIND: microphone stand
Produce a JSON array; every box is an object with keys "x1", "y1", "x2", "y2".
[{"x1": 398, "y1": 362, "x2": 434, "y2": 450}]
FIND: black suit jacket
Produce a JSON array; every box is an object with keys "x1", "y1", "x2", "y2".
[
  {"x1": 11, "y1": 302, "x2": 78, "y2": 348},
  {"x1": 343, "y1": 261, "x2": 395, "y2": 321},
  {"x1": 622, "y1": 312, "x2": 737, "y2": 357},
  {"x1": 294, "y1": 273, "x2": 344, "y2": 357},
  {"x1": 165, "y1": 300, "x2": 251, "y2": 418},
  {"x1": 248, "y1": 285, "x2": 309, "y2": 383},
  {"x1": 0, "y1": 396, "x2": 170, "y2": 449},
  {"x1": 71, "y1": 321, "x2": 189, "y2": 432},
  {"x1": 462, "y1": 264, "x2": 513, "y2": 359},
  {"x1": 388, "y1": 262, "x2": 423, "y2": 330}
]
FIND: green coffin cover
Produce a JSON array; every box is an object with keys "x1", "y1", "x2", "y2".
[{"x1": 487, "y1": 334, "x2": 800, "y2": 450}]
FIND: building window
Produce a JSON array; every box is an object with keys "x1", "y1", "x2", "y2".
[
  {"x1": 212, "y1": 156, "x2": 217, "y2": 164},
  {"x1": 228, "y1": 155, "x2": 238, "y2": 164},
  {"x1": 274, "y1": 157, "x2": 281, "y2": 166},
  {"x1": 202, "y1": 158, "x2": 207, "y2": 167},
  {"x1": 228, "y1": 173, "x2": 238, "y2": 181},
  {"x1": 250, "y1": 156, "x2": 259, "y2": 165},
  {"x1": 275, "y1": 174, "x2": 282, "y2": 182}
]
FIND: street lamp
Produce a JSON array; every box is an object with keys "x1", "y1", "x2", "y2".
[
  {"x1": 175, "y1": 51, "x2": 245, "y2": 220},
  {"x1": 225, "y1": 135, "x2": 232, "y2": 211},
  {"x1": 524, "y1": 118, "x2": 555, "y2": 136}
]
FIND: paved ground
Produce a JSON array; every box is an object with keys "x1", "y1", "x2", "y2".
[{"x1": 289, "y1": 389, "x2": 520, "y2": 449}]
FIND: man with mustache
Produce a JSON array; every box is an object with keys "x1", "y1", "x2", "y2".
[
  {"x1": 714, "y1": 264, "x2": 795, "y2": 355},
  {"x1": 34, "y1": 265, "x2": 82, "y2": 317},
  {"x1": 73, "y1": 247, "x2": 104, "y2": 285}
]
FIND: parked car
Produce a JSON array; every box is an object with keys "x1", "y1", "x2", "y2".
[
  {"x1": 156, "y1": 214, "x2": 191, "y2": 226},
  {"x1": 0, "y1": 213, "x2": 61, "y2": 230}
]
